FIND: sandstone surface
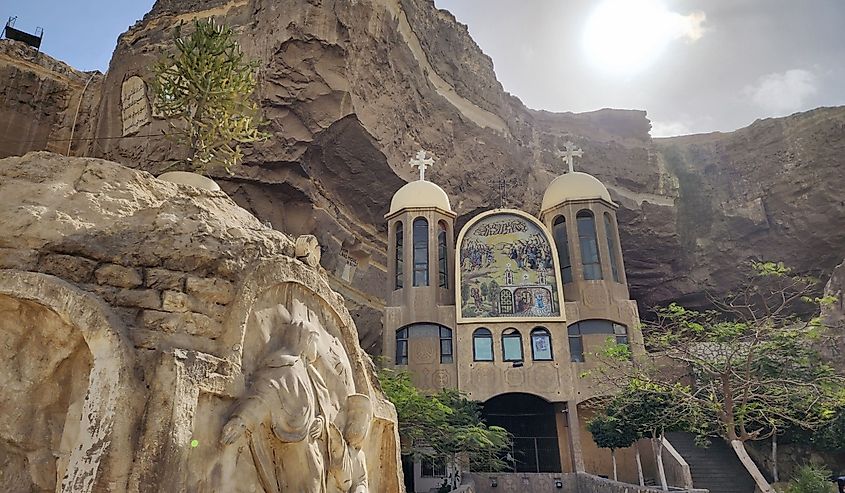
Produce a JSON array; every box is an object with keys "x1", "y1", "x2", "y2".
[{"x1": 0, "y1": 151, "x2": 402, "y2": 492}]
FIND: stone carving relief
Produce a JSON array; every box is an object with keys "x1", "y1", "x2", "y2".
[
  {"x1": 504, "y1": 368, "x2": 526, "y2": 387},
  {"x1": 121, "y1": 75, "x2": 150, "y2": 136},
  {"x1": 0, "y1": 294, "x2": 92, "y2": 492},
  {"x1": 188, "y1": 282, "x2": 379, "y2": 493},
  {"x1": 0, "y1": 271, "x2": 134, "y2": 493}
]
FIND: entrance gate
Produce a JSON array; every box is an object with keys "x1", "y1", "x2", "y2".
[{"x1": 482, "y1": 393, "x2": 562, "y2": 473}]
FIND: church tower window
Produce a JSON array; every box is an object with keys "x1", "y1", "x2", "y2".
[
  {"x1": 604, "y1": 212, "x2": 621, "y2": 283},
  {"x1": 614, "y1": 323, "x2": 629, "y2": 345},
  {"x1": 567, "y1": 324, "x2": 584, "y2": 362},
  {"x1": 577, "y1": 210, "x2": 603, "y2": 280},
  {"x1": 502, "y1": 328, "x2": 524, "y2": 362},
  {"x1": 552, "y1": 216, "x2": 573, "y2": 283},
  {"x1": 438, "y1": 221, "x2": 448, "y2": 288},
  {"x1": 395, "y1": 222, "x2": 404, "y2": 289},
  {"x1": 531, "y1": 327, "x2": 553, "y2": 361},
  {"x1": 473, "y1": 328, "x2": 494, "y2": 361},
  {"x1": 396, "y1": 327, "x2": 409, "y2": 365},
  {"x1": 440, "y1": 326, "x2": 453, "y2": 363},
  {"x1": 413, "y1": 217, "x2": 429, "y2": 286}
]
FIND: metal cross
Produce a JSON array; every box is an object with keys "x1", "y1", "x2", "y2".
[
  {"x1": 555, "y1": 141, "x2": 584, "y2": 173},
  {"x1": 491, "y1": 171, "x2": 520, "y2": 209},
  {"x1": 409, "y1": 150, "x2": 435, "y2": 181}
]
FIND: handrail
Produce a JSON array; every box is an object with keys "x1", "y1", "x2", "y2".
[{"x1": 661, "y1": 436, "x2": 695, "y2": 490}]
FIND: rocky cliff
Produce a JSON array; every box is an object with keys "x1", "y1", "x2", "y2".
[
  {"x1": 2, "y1": 0, "x2": 844, "y2": 349},
  {"x1": 0, "y1": 40, "x2": 102, "y2": 159}
]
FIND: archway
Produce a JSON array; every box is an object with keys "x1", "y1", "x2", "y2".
[
  {"x1": 0, "y1": 270, "x2": 135, "y2": 493},
  {"x1": 482, "y1": 393, "x2": 562, "y2": 473}
]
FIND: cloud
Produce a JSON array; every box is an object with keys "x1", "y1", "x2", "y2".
[
  {"x1": 650, "y1": 120, "x2": 692, "y2": 138},
  {"x1": 744, "y1": 69, "x2": 818, "y2": 115}
]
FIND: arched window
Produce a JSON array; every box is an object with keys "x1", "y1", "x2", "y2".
[
  {"x1": 499, "y1": 289, "x2": 514, "y2": 314},
  {"x1": 473, "y1": 328, "x2": 494, "y2": 361},
  {"x1": 567, "y1": 320, "x2": 629, "y2": 362},
  {"x1": 577, "y1": 210, "x2": 603, "y2": 280},
  {"x1": 567, "y1": 324, "x2": 584, "y2": 362},
  {"x1": 438, "y1": 221, "x2": 448, "y2": 288},
  {"x1": 396, "y1": 323, "x2": 454, "y2": 366},
  {"x1": 614, "y1": 323, "x2": 628, "y2": 345},
  {"x1": 396, "y1": 327, "x2": 409, "y2": 365},
  {"x1": 413, "y1": 218, "x2": 429, "y2": 286},
  {"x1": 394, "y1": 222, "x2": 404, "y2": 289},
  {"x1": 440, "y1": 326, "x2": 453, "y2": 364},
  {"x1": 552, "y1": 215, "x2": 573, "y2": 283},
  {"x1": 604, "y1": 213, "x2": 621, "y2": 283},
  {"x1": 531, "y1": 327, "x2": 553, "y2": 361},
  {"x1": 502, "y1": 328, "x2": 523, "y2": 362}
]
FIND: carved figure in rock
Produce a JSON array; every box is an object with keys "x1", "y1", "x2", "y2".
[
  {"x1": 327, "y1": 394, "x2": 373, "y2": 493},
  {"x1": 220, "y1": 301, "x2": 336, "y2": 493}
]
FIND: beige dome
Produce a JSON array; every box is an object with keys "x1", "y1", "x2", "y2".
[
  {"x1": 388, "y1": 180, "x2": 453, "y2": 215},
  {"x1": 541, "y1": 172, "x2": 612, "y2": 211}
]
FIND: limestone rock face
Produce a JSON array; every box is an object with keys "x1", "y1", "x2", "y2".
[
  {"x1": 0, "y1": 40, "x2": 102, "y2": 159},
  {"x1": 822, "y1": 257, "x2": 845, "y2": 368},
  {"x1": 0, "y1": 152, "x2": 402, "y2": 493},
  {"x1": 2, "y1": 0, "x2": 844, "y2": 344}
]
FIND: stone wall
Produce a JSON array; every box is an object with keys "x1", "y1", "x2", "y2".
[
  {"x1": 462, "y1": 472, "x2": 708, "y2": 493},
  {"x1": 0, "y1": 151, "x2": 402, "y2": 492}
]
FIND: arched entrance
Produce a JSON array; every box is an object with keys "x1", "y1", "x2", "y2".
[
  {"x1": 0, "y1": 270, "x2": 135, "y2": 493},
  {"x1": 482, "y1": 393, "x2": 562, "y2": 473}
]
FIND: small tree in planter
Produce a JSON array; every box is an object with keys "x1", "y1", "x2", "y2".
[
  {"x1": 587, "y1": 412, "x2": 638, "y2": 482},
  {"x1": 151, "y1": 18, "x2": 268, "y2": 174}
]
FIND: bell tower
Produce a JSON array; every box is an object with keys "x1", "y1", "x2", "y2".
[
  {"x1": 538, "y1": 143, "x2": 629, "y2": 303},
  {"x1": 537, "y1": 143, "x2": 643, "y2": 387},
  {"x1": 383, "y1": 151, "x2": 457, "y2": 388}
]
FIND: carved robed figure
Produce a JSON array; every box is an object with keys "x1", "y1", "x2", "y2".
[{"x1": 220, "y1": 302, "x2": 335, "y2": 493}]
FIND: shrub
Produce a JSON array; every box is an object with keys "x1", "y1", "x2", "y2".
[{"x1": 786, "y1": 464, "x2": 834, "y2": 493}]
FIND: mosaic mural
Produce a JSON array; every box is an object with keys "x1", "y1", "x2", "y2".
[{"x1": 459, "y1": 212, "x2": 561, "y2": 319}]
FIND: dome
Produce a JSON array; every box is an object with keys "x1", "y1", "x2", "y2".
[
  {"x1": 541, "y1": 172, "x2": 613, "y2": 211},
  {"x1": 388, "y1": 180, "x2": 453, "y2": 215}
]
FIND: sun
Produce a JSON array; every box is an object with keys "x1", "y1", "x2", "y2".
[{"x1": 583, "y1": 0, "x2": 703, "y2": 74}]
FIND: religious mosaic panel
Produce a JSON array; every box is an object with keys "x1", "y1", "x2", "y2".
[{"x1": 458, "y1": 212, "x2": 561, "y2": 319}]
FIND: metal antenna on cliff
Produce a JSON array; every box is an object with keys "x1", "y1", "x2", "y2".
[
  {"x1": 555, "y1": 141, "x2": 583, "y2": 173},
  {"x1": 409, "y1": 150, "x2": 434, "y2": 181}
]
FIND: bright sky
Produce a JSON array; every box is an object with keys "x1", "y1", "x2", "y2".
[
  {"x1": 435, "y1": 0, "x2": 845, "y2": 136},
  {"x1": 4, "y1": 1, "x2": 844, "y2": 136},
  {"x1": 2, "y1": 1, "x2": 155, "y2": 72}
]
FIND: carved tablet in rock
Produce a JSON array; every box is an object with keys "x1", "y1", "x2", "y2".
[{"x1": 121, "y1": 76, "x2": 150, "y2": 136}]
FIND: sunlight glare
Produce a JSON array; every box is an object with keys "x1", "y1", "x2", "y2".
[{"x1": 583, "y1": 0, "x2": 704, "y2": 74}]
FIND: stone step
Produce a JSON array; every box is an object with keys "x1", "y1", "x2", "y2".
[{"x1": 665, "y1": 432, "x2": 758, "y2": 493}]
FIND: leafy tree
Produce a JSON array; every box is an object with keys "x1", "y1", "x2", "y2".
[
  {"x1": 590, "y1": 380, "x2": 694, "y2": 489},
  {"x1": 151, "y1": 18, "x2": 268, "y2": 174},
  {"x1": 810, "y1": 406, "x2": 845, "y2": 452},
  {"x1": 377, "y1": 368, "x2": 511, "y2": 488},
  {"x1": 595, "y1": 262, "x2": 845, "y2": 493},
  {"x1": 587, "y1": 412, "x2": 638, "y2": 482}
]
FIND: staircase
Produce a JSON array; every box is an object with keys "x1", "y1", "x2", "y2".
[{"x1": 665, "y1": 432, "x2": 758, "y2": 493}]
